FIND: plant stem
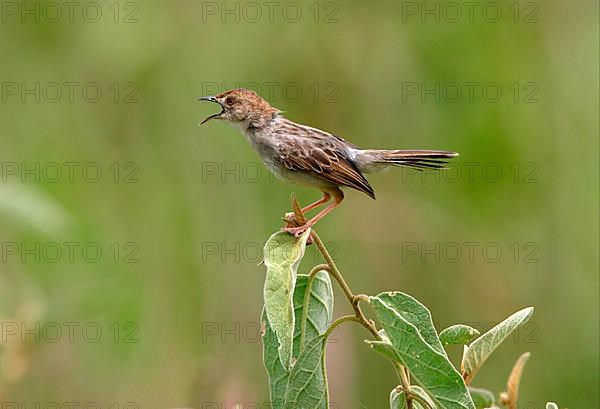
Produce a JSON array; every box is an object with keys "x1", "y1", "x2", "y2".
[
  {"x1": 309, "y1": 228, "x2": 414, "y2": 406},
  {"x1": 395, "y1": 385, "x2": 434, "y2": 409},
  {"x1": 394, "y1": 362, "x2": 415, "y2": 409},
  {"x1": 310, "y1": 232, "x2": 353, "y2": 299},
  {"x1": 323, "y1": 315, "x2": 361, "y2": 341}
]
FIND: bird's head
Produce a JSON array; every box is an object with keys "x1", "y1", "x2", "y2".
[{"x1": 198, "y1": 88, "x2": 281, "y2": 128}]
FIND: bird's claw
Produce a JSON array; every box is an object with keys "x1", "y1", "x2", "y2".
[
  {"x1": 282, "y1": 224, "x2": 312, "y2": 238},
  {"x1": 282, "y1": 207, "x2": 313, "y2": 244}
]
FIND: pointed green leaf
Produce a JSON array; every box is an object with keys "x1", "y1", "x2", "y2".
[
  {"x1": 468, "y1": 387, "x2": 495, "y2": 408},
  {"x1": 284, "y1": 335, "x2": 328, "y2": 408},
  {"x1": 262, "y1": 271, "x2": 334, "y2": 409},
  {"x1": 390, "y1": 385, "x2": 436, "y2": 409},
  {"x1": 461, "y1": 307, "x2": 534, "y2": 384},
  {"x1": 440, "y1": 325, "x2": 481, "y2": 346},
  {"x1": 366, "y1": 339, "x2": 399, "y2": 362},
  {"x1": 365, "y1": 328, "x2": 397, "y2": 361},
  {"x1": 376, "y1": 292, "x2": 446, "y2": 356},
  {"x1": 371, "y1": 293, "x2": 475, "y2": 409},
  {"x1": 263, "y1": 230, "x2": 311, "y2": 368}
]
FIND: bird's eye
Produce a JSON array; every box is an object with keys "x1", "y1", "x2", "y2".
[{"x1": 225, "y1": 97, "x2": 235, "y2": 106}]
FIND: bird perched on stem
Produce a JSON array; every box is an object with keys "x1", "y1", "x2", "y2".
[{"x1": 199, "y1": 88, "x2": 458, "y2": 236}]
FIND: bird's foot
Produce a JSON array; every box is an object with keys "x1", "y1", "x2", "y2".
[
  {"x1": 282, "y1": 224, "x2": 312, "y2": 238},
  {"x1": 282, "y1": 211, "x2": 313, "y2": 244}
]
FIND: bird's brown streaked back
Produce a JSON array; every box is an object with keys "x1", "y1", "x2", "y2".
[{"x1": 276, "y1": 134, "x2": 376, "y2": 199}]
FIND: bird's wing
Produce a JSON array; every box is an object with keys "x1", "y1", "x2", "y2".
[{"x1": 275, "y1": 127, "x2": 375, "y2": 199}]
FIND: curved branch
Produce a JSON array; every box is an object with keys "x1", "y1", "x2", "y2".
[{"x1": 323, "y1": 315, "x2": 361, "y2": 341}]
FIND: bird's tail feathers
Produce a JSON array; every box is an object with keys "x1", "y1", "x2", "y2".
[{"x1": 365, "y1": 149, "x2": 459, "y2": 171}]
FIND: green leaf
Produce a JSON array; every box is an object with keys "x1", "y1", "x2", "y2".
[
  {"x1": 292, "y1": 272, "x2": 334, "y2": 357},
  {"x1": 376, "y1": 292, "x2": 446, "y2": 356},
  {"x1": 262, "y1": 270, "x2": 334, "y2": 409},
  {"x1": 263, "y1": 230, "x2": 311, "y2": 369},
  {"x1": 545, "y1": 403, "x2": 559, "y2": 409},
  {"x1": 461, "y1": 307, "x2": 534, "y2": 384},
  {"x1": 390, "y1": 385, "x2": 436, "y2": 409},
  {"x1": 440, "y1": 325, "x2": 481, "y2": 346},
  {"x1": 468, "y1": 387, "x2": 495, "y2": 408},
  {"x1": 366, "y1": 338, "x2": 399, "y2": 363},
  {"x1": 262, "y1": 308, "x2": 289, "y2": 408},
  {"x1": 284, "y1": 335, "x2": 328, "y2": 408},
  {"x1": 390, "y1": 388, "x2": 409, "y2": 409},
  {"x1": 371, "y1": 292, "x2": 475, "y2": 409},
  {"x1": 284, "y1": 272, "x2": 333, "y2": 408}
]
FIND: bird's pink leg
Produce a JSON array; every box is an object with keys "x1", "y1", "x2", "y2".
[
  {"x1": 283, "y1": 191, "x2": 343, "y2": 237},
  {"x1": 301, "y1": 192, "x2": 331, "y2": 213},
  {"x1": 284, "y1": 193, "x2": 331, "y2": 224}
]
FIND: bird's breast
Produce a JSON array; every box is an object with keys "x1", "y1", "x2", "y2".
[{"x1": 238, "y1": 126, "x2": 284, "y2": 175}]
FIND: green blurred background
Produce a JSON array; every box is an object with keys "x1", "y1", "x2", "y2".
[{"x1": 0, "y1": 0, "x2": 598, "y2": 407}]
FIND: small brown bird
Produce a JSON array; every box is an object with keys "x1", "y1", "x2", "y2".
[{"x1": 199, "y1": 88, "x2": 458, "y2": 236}]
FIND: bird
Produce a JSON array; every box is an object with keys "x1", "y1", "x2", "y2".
[{"x1": 198, "y1": 88, "x2": 458, "y2": 236}]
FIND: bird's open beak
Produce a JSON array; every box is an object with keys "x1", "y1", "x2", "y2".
[{"x1": 198, "y1": 96, "x2": 225, "y2": 125}]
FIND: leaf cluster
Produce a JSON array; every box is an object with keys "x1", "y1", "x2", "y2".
[{"x1": 260, "y1": 206, "x2": 559, "y2": 409}]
